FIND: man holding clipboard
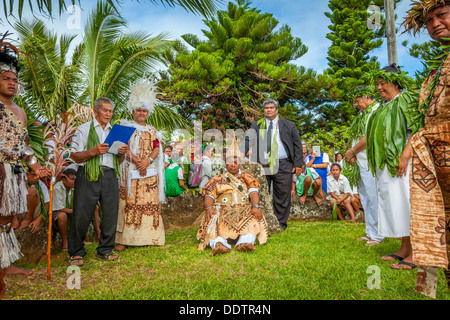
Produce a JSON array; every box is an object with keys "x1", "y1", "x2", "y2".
[{"x1": 68, "y1": 97, "x2": 130, "y2": 266}]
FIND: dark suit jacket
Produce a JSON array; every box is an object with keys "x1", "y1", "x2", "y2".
[{"x1": 243, "y1": 117, "x2": 303, "y2": 168}]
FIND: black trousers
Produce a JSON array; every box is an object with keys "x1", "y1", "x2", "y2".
[
  {"x1": 265, "y1": 159, "x2": 293, "y2": 230},
  {"x1": 68, "y1": 166, "x2": 119, "y2": 257}
]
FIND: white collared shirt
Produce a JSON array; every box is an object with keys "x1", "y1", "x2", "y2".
[
  {"x1": 264, "y1": 116, "x2": 288, "y2": 160},
  {"x1": 71, "y1": 118, "x2": 115, "y2": 169},
  {"x1": 326, "y1": 174, "x2": 353, "y2": 200}
]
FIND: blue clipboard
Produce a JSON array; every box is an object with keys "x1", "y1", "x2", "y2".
[{"x1": 104, "y1": 124, "x2": 136, "y2": 155}]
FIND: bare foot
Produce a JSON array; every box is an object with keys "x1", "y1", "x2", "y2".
[
  {"x1": 11, "y1": 216, "x2": 20, "y2": 230},
  {"x1": 4, "y1": 265, "x2": 32, "y2": 275},
  {"x1": 17, "y1": 218, "x2": 32, "y2": 231},
  {"x1": 114, "y1": 244, "x2": 127, "y2": 251},
  {"x1": 299, "y1": 194, "x2": 307, "y2": 205},
  {"x1": 313, "y1": 195, "x2": 322, "y2": 206}
]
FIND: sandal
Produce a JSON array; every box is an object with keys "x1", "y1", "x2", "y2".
[
  {"x1": 357, "y1": 236, "x2": 371, "y2": 241},
  {"x1": 366, "y1": 240, "x2": 383, "y2": 246},
  {"x1": 381, "y1": 254, "x2": 405, "y2": 261},
  {"x1": 390, "y1": 260, "x2": 417, "y2": 270},
  {"x1": 69, "y1": 256, "x2": 84, "y2": 267},
  {"x1": 96, "y1": 252, "x2": 119, "y2": 261}
]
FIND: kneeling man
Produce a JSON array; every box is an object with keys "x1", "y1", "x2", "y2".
[{"x1": 197, "y1": 145, "x2": 269, "y2": 255}]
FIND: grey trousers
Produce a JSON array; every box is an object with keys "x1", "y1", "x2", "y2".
[{"x1": 68, "y1": 166, "x2": 119, "y2": 257}]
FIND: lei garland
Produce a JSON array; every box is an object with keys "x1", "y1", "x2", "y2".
[
  {"x1": 84, "y1": 121, "x2": 120, "y2": 182},
  {"x1": 257, "y1": 118, "x2": 279, "y2": 174},
  {"x1": 346, "y1": 101, "x2": 377, "y2": 187},
  {"x1": 366, "y1": 90, "x2": 423, "y2": 177},
  {"x1": 420, "y1": 43, "x2": 450, "y2": 113}
]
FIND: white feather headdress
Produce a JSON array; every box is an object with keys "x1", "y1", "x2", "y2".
[{"x1": 127, "y1": 77, "x2": 163, "y2": 114}]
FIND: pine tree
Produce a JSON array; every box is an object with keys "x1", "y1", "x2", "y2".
[
  {"x1": 318, "y1": 0, "x2": 396, "y2": 130},
  {"x1": 402, "y1": 39, "x2": 442, "y2": 87},
  {"x1": 159, "y1": 0, "x2": 331, "y2": 132}
]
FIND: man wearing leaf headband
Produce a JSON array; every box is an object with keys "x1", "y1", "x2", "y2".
[
  {"x1": 402, "y1": 0, "x2": 450, "y2": 297},
  {"x1": 0, "y1": 34, "x2": 51, "y2": 298},
  {"x1": 365, "y1": 64, "x2": 423, "y2": 271},
  {"x1": 345, "y1": 85, "x2": 383, "y2": 247},
  {"x1": 68, "y1": 98, "x2": 129, "y2": 266}
]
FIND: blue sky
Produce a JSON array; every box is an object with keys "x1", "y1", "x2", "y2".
[{"x1": 1, "y1": 0, "x2": 432, "y2": 76}]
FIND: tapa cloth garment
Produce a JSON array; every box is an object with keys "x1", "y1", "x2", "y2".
[
  {"x1": 410, "y1": 124, "x2": 449, "y2": 269},
  {"x1": 410, "y1": 52, "x2": 450, "y2": 297},
  {"x1": 376, "y1": 162, "x2": 411, "y2": 238},
  {"x1": 116, "y1": 125, "x2": 165, "y2": 246},
  {"x1": 197, "y1": 170, "x2": 268, "y2": 250}
]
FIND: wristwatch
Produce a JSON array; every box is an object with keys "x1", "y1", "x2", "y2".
[{"x1": 252, "y1": 204, "x2": 260, "y2": 208}]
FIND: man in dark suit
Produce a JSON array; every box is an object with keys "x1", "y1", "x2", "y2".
[{"x1": 243, "y1": 99, "x2": 303, "y2": 230}]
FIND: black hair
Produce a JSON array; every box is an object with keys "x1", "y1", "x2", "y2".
[
  {"x1": 330, "y1": 162, "x2": 341, "y2": 171},
  {"x1": 63, "y1": 168, "x2": 77, "y2": 177},
  {"x1": 164, "y1": 145, "x2": 173, "y2": 151}
]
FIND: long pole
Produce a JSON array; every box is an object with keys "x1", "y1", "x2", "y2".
[
  {"x1": 384, "y1": 0, "x2": 398, "y2": 65},
  {"x1": 46, "y1": 176, "x2": 55, "y2": 281}
]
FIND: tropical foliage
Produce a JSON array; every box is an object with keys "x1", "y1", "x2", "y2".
[
  {"x1": 316, "y1": 0, "x2": 399, "y2": 132},
  {"x1": 14, "y1": 1, "x2": 191, "y2": 138},
  {"x1": 158, "y1": 0, "x2": 331, "y2": 133},
  {"x1": 1, "y1": 0, "x2": 223, "y2": 20}
]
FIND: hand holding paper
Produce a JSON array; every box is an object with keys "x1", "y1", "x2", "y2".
[{"x1": 104, "y1": 124, "x2": 136, "y2": 155}]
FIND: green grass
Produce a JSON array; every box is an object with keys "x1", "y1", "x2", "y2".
[{"x1": 4, "y1": 221, "x2": 450, "y2": 300}]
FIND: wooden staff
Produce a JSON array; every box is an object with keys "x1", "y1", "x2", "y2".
[{"x1": 46, "y1": 175, "x2": 56, "y2": 281}]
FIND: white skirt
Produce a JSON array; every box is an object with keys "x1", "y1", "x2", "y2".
[{"x1": 376, "y1": 164, "x2": 411, "y2": 238}]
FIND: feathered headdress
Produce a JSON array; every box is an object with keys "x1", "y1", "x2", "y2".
[
  {"x1": 127, "y1": 77, "x2": 163, "y2": 114},
  {"x1": 402, "y1": 0, "x2": 450, "y2": 35},
  {"x1": 0, "y1": 31, "x2": 21, "y2": 76}
]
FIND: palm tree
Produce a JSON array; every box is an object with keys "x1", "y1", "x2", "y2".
[
  {"x1": 1, "y1": 0, "x2": 222, "y2": 21},
  {"x1": 14, "y1": 1, "x2": 192, "y2": 137},
  {"x1": 14, "y1": 19, "x2": 83, "y2": 120}
]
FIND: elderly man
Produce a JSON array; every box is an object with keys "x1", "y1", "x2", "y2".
[
  {"x1": 197, "y1": 142, "x2": 269, "y2": 255},
  {"x1": 0, "y1": 38, "x2": 51, "y2": 298},
  {"x1": 402, "y1": 0, "x2": 450, "y2": 297},
  {"x1": 68, "y1": 97, "x2": 129, "y2": 266},
  {"x1": 243, "y1": 99, "x2": 303, "y2": 230},
  {"x1": 345, "y1": 85, "x2": 383, "y2": 246}
]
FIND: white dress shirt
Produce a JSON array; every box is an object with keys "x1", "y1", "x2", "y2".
[
  {"x1": 71, "y1": 118, "x2": 115, "y2": 169},
  {"x1": 264, "y1": 116, "x2": 288, "y2": 160},
  {"x1": 326, "y1": 174, "x2": 353, "y2": 200}
]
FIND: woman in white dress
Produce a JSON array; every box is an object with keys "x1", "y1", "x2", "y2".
[{"x1": 366, "y1": 64, "x2": 423, "y2": 270}]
